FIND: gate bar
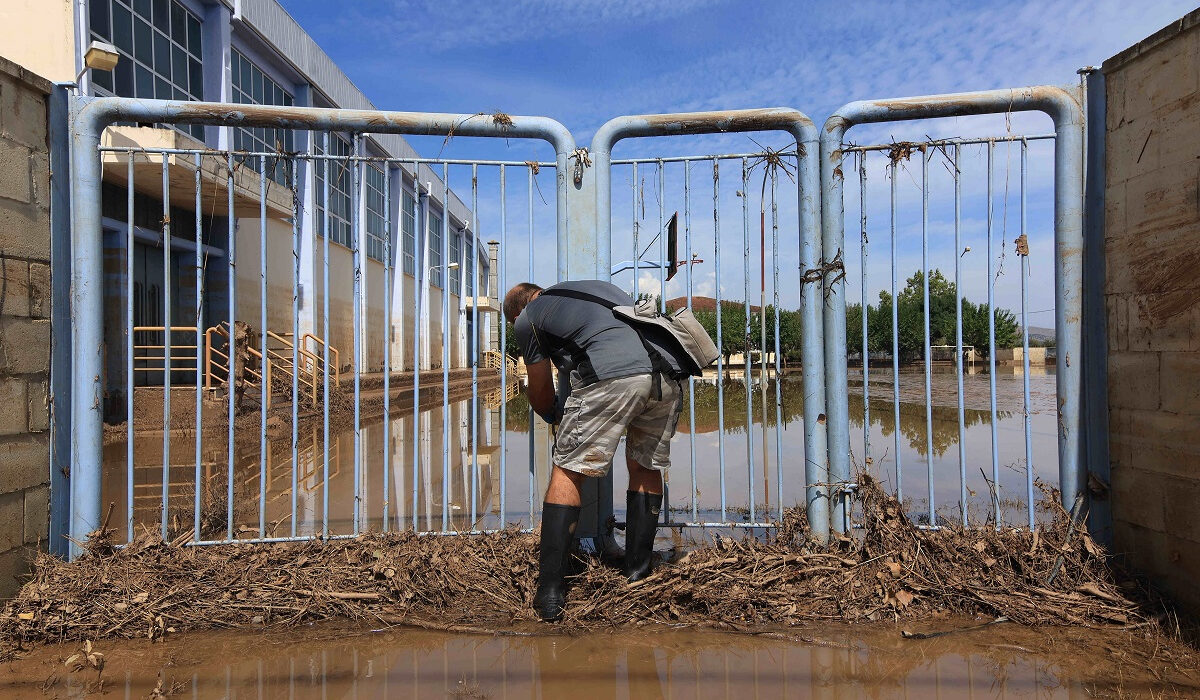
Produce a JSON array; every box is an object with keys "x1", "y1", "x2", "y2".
[
  {"x1": 68, "y1": 96, "x2": 576, "y2": 557},
  {"x1": 590, "y1": 108, "x2": 827, "y2": 541},
  {"x1": 820, "y1": 86, "x2": 1086, "y2": 525}
]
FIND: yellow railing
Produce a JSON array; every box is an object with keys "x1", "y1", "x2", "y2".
[
  {"x1": 131, "y1": 326, "x2": 204, "y2": 376},
  {"x1": 481, "y1": 350, "x2": 518, "y2": 377},
  {"x1": 202, "y1": 324, "x2": 340, "y2": 409},
  {"x1": 479, "y1": 350, "x2": 521, "y2": 410},
  {"x1": 302, "y1": 333, "x2": 341, "y2": 388}
]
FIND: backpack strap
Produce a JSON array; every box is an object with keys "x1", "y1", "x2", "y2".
[{"x1": 539, "y1": 288, "x2": 669, "y2": 399}]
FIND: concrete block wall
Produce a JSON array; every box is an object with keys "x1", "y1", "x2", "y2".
[
  {"x1": 0, "y1": 56, "x2": 51, "y2": 598},
  {"x1": 1103, "y1": 10, "x2": 1200, "y2": 616}
]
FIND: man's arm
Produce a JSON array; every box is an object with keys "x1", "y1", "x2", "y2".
[{"x1": 526, "y1": 359, "x2": 557, "y2": 423}]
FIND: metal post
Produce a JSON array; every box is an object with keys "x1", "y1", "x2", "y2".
[
  {"x1": 125, "y1": 154, "x2": 135, "y2": 542},
  {"x1": 953, "y1": 145, "x2": 967, "y2": 527},
  {"x1": 382, "y1": 163, "x2": 392, "y2": 533},
  {"x1": 920, "y1": 150, "x2": 935, "y2": 526},
  {"x1": 291, "y1": 156, "x2": 301, "y2": 537},
  {"x1": 741, "y1": 158, "x2": 754, "y2": 522},
  {"x1": 258, "y1": 154, "x2": 268, "y2": 538},
  {"x1": 987, "y1": 141, "x2": 1001, "y2": 526},
  {"x1": 194, "y1": 151, "x2": 204, "y2": 543},
  {"x1": 442, "y1": 164, "x2": 451, "y2": 532},
  {"x1": 226, "y1": 152, "x2": 236, "y2": 541},
  {"x1": 889, "y1": 160, "x2": 902, "y2": 503}
]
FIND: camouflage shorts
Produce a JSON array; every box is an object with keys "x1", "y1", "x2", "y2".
[{"x1": 553, "y1": 373, "x2": 685, "y2": 477}]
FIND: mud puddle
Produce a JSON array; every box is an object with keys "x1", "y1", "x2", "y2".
[{"x1": 4, "y1": 620, "x2": 1192, "y2": 698}]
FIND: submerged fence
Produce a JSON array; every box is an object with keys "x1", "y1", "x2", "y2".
[{"x1": 54, "y1": 86, "x2": 1091, "y2": 557}]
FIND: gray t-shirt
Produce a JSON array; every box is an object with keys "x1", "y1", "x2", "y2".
[{"x1": 514, "y1": 280, "x2": 685, "y2": 387}]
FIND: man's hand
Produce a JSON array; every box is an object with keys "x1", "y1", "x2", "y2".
[{"x1": 526, "y1": 359, "x2": 557, "y2": 424}]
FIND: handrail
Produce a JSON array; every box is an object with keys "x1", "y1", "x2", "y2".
[
  {"x1": 481, "y1": 350, "x2": 518, "y2": 376},
  {"x1": 133, "y1": 323, "x2": 336, "y2": 410},
  {"x1": 130, "y1": 326, "x2": 202, "y2": 381},
  {"x1": 301, "y1": 333, "x2": 341, "y2": 388}
]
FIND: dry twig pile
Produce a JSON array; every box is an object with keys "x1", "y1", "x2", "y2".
[{"x1": 0, "y1": 476, "x2": 1163, "y2": 660}]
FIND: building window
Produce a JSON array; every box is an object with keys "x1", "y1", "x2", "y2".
[
  {"x1": 230, "y1": 49, "x2": 294, "y2": 184},
  {"x1": 429, "y1": 212, "x2": 443, "y2": 288},
  {"x1": 364, "y1": 164, "x2": 387, "y2": 263},
  {"x1": 402, "y1": 190, "x2": 416, "y2": 275},
  {"x1": 448, "y1": 229, "x2": 461, "y2": 292},
  {"x1": 89, "y1": 0, "x2": 205, "y2": 141},
  {"x1": 314, "y1": 133, "x2": 353, "y2": 249}
]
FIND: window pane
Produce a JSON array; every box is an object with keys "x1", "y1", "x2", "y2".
[
  {"x1": 188, "y1": 58, "x2": 202, "y2": 97},
  {"x1": 112, "y1": 3, "x2": 133, "y2": 54},
  {"x1": 135, "y1": 63, "x2": 153, "y2": 98},
  {"x1": 239, "y1": 56, "x2": 252, "y2": 97},
  {"x1": 172, "y1": 44, "x2": 186, "y2": 87},
  {"x1": 155, "y1": 76, "x2": 169, "y2": 100},
  {"x1": 90, "y1": 0, "x2": 111, "y2": 40},
  {"x1": 186, "y1": 16, "x2": 201, "y2": 55},
  {"x1": 171, "y1": 2, "x2": 185, "y2": 41},
  {"x1": 152, "y1": 0, "x2": 168, "y2": 33},
  {"x1": 134, "y1": 0, "x2": 151, "y2": 18},
  {"x1": 154, "y1": 31, "x2": 170, "y2": 73},
  {"x1": 92, "y1": 68, "x2": 114, "y2": 92},
  {"x1": 134, "y1": 17, "x2": 152, "y2": 64},
  {"x1": 114, "y1": 57, "x2": 134, "y2": 96}
]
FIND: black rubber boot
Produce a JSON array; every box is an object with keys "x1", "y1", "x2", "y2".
[
  {"x1": 533, "y1": 503, "x2": 579, "y2": 622},
  {"x1": 624, "y1": 490, "x2": 663, "y2": 582}
]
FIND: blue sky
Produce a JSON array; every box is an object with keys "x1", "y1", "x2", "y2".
[{"x1": 281, "y1": 0, "x2": 1192, "y2": 321}]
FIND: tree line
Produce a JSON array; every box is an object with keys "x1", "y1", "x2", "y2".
[{"x1": 504, "y1": 269, "x2": 1029, "y2": 365}]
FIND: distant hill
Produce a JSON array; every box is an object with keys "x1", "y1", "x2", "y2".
[
  {"x1": 666, "y1": 296, "x2": 763, "y2": 313},
  {"x1": 1025, "y1": 325, "x2": 1055, "y2": 342}
]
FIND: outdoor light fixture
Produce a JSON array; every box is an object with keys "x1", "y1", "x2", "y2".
[{"x1": 84, "y1": 40, "x2": 120, "y2": 72}]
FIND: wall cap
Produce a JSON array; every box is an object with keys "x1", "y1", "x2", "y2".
[
  {"x1": 0, "y1": 55, "x2": 53, "y2": 96},
  {"x1": 1102, "y1": 8, "x2": 1200, "y2": 74}
]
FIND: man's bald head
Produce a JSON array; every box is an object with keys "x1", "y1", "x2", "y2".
[{"x1": 503, "y1": 282, "x2": 543, "y2": 323}]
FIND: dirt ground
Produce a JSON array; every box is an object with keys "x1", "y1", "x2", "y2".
[{"x1": 2, "y1": 475, "x2": 1197, "y2": 697}]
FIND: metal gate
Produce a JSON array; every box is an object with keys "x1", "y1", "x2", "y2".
[
  {"x1": 54, "y1": 85, "x2": 1090, "y2": 558},
  {"x1": 818, "y1": 87, "x2": 1088, "y2": 534}
]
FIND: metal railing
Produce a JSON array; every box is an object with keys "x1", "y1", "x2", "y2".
[{"x1": 56, "y1": 89, "x2": 1089, "y2": 558}]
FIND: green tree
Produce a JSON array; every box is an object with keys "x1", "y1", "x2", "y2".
[
  {"x1": 846, "y1": 302, "x2": 863, "y2": 356},
  {"x1": 848, "y1": 269, "x2": 1020, "y2": 362},
  {"x1": 504, "y1": 321, "x2": 520, "y2": 358},
  {"x1": 693, "y1": 302, "x2": 752, "y2": 365},
  {"x1": 766, "y1": 307, "x2": 803, "y2": 363},
  {"x1": 962, "y1": 300, "x2": 1020, "y2": 357}
]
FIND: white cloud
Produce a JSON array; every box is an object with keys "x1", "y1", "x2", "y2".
[{"x1": 345, "y1": 0, "x2": 732, "y2": 51}]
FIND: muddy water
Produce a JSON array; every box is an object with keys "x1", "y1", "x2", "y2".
[
  {"x1": 6, "y1": 619, "x2": 1178, "y2": 698},
  {"x1": 102, "y1": 366, "x2": 1058, "y2": 537}
]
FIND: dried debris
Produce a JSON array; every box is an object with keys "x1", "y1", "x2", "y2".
[{"x1": 0, "y1": 476, "x2": 1178, "y2": 661}]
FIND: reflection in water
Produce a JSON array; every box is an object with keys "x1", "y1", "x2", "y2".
[
  {"x1": 4, "y1": 623, "x2": 1131, "y2": 699},
  {"x1": 103, "y1": 369, "x2": 1062, "y2": 537}
]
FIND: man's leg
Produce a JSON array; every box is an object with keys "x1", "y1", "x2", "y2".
[
  {"x1": 623, "y1": 460, "x2": 665, "y2": 582},
  {"x1": 626, "y1": 456, "x2": 663, "y2": 494},
  {"x1": 534, "y1": 465, "x2": 585, "y2": 622},
  {"x1": 622, "y1": 378, "x2": 683, "y2": 582},
  {"x1": 546, "y1": 464, "x2": 586, "y2": 505}
]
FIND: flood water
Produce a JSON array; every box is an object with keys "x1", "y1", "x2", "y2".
[
  {"x1": 103, "y1": 365, "x2": 1059, "y2": 537},
  {"x1": 3, "y1": 618, "x2": 1175, "y2": 698}
]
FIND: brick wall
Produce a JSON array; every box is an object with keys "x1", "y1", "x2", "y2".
[
  {"x1": 0, "y1": 56, "x2": 51, "y2": 597},
  {"x1": 1104, "y1": 10, "x2": 1200, "y2": 615}
]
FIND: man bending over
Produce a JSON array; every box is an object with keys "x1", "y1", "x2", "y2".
[{"x1": 504, "y1": 280, "x2": 690, "y2": 622}]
